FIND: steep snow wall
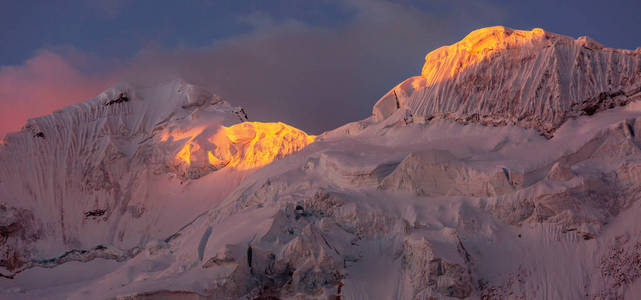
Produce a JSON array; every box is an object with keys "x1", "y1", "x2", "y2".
[{"x1": 373, "y1": 26, "x2": 641, "y2": 136}]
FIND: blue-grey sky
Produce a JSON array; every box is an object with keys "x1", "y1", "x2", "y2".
[{"x1": 1, "y1": 0, "x2": 641, "y2": 138}]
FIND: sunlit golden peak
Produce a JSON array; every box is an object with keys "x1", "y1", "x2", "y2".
[
  {"x1": 420, "y1": 26, "x2": 577, "y2": 81},
  {"x1": 456, "y1": 26, "x2": 548, "y2": 50},
  {"x1": 166, "y1": 121, "x2": 315, "y2": 175}
]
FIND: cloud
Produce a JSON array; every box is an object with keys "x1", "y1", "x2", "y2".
[
  {"x1": 122, "y1": 0, "x2": 502, "y2": 134},
  {"x1": 0, "y1": 50, "x2": 115, "y2": 139},
  {"x1": 0, "y1": 0, "x2": 502, "y2": 139}
]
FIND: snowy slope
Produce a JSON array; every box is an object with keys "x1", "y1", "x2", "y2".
[{"x1": 3, "y1": 27, "x2": 641, "y2": 300}]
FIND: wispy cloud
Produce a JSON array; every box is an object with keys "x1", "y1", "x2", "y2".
[{"x1": 0, "y1": 50, "x2": 115, "y2": 139}]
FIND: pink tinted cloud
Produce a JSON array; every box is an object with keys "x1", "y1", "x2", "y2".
[{"x1": 0, "y1": 50, "x2": 113, "y2": 140}]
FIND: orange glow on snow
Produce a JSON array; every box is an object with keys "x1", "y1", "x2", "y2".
[
  {"x1": 206, "y1": 122, "x2": 316, "y2": 170},
  {"x1": 176, "y1": 141, "x2": 201, "y2": 165},
  {"x1": 165, "y1": 122, "x2": 315, "y2": 171},
  {"x1": 160, "y1": 125, "x2": 206, "y2": 142},
  {"x1": 160, "y1": 125, "x2": 207, "y2": 165},
  {"x1": 421, "y1": 27, "x2": 547, "y2": 83}
]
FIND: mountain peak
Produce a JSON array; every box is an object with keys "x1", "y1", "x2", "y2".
[
  {"x1": 422, "y1": 27, "x2": 556, "y2": 79},
  {"x1": 421, "y1": 27, "x2": 559, "y2": 86},
  {"x1": 373, "y1": 26, "x2": 641, "y2": 137}
]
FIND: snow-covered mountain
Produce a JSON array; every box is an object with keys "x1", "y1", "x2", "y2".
[
  {"x1": 373, "y1": 26, "x2": 641, "y2": 137},
  {"x1": 3, "y1": 27, "x2": 641, "y2": 299},
  {"x1": 0, "y1": 80, "x2": 313, "y2": 277}
]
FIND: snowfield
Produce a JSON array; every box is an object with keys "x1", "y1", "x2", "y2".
[{"x1": 3, "y1": 27, "x2": 641, "y2": 299}]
